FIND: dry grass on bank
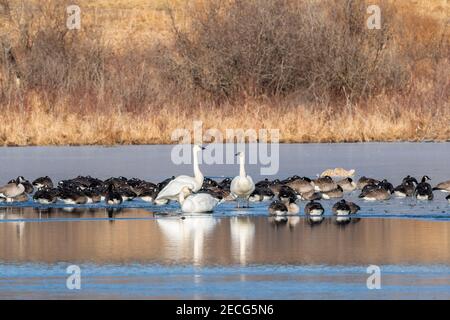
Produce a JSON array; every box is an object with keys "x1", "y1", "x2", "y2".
[
  {"x1": 0, "y1": 0, "x2": 449, "y2": 145},
  {"x1": 1, "y1": 91, "x2": 449, "y2": 146}
]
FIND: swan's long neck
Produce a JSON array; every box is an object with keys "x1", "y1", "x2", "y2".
[
  {"x1": 239, "y1": 154, "x2": 246, "y2": 178},
  {"x1": 193, "y1": 149, "x2": 204, "y2": 184}
]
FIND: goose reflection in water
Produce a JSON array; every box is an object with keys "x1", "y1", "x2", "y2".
[
  {"x1": 230, "y1": 217, "x2": 255, "y2": 266},
  {"x1": 307, "y1": 216, "x2": 325, "y2": 225},
  {"x1": 157, "y1": 215, "x2": 218, "y2": 265},
  {"x1": 0, "y1": 208, "x2": 25, "y2": 240},
  {"x1": 269, "y1": 216, "x2": 300, "y2": 229},
  {"x1": 333, "y1": 216, "x2": 361, "y2": 226}
]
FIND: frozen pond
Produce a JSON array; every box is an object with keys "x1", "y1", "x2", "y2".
[
  {"x1": 0, "y1": 143, "x2": 449, "y2": 299},
  {"x1": 0, "y1": 142, "x2": 449, "y2": 183}
]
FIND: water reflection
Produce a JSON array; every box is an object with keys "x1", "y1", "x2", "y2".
[
  {"x1": 0, "y1": 210, "x2": 450, "y2": 265},
  {"x1": 230, "y1": 217, "x2": 255, "y2": 265},
  {"x1": 157, "y1": 216, "x2": 218, "y2": 266}
]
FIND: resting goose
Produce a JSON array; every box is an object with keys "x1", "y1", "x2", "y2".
[
  {"x1": 433, "y1": 180, "x2": 450, "y2": 193},
  {"x1": 304, "y1": 200, "x2": 324, "y2": 216},
  {"x1": 0, "y1": 178, "x2": 26, "y2": 199}
]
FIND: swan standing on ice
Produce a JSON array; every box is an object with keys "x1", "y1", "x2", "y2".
[
  {"x1": 178, "y1": 186, "x2": 219, "y2": 213},
  {"x1": 156, "y1": 145, "x2": 205, "y2": 202},
  {"x1": 230, "y1": 151, "x2": 255, "y2": 208}
]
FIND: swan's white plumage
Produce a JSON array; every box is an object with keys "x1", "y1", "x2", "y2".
[
  {"x1": 230, "y1": 176, "x2": 255, "y2": 197},
  {"x1": 180, "y1": 192, "x2": 218, "y2": 213},
  {"x1": 230, "y1": 152, "x2": 255, "y2": 201},
  {"x1": 156, "y1": 145, "x2": 204, "y2": 201},
  {"x1": 156, "y1": 178, "x2": 197, "y2": 201}
]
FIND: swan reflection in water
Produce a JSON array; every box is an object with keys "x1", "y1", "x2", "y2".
[
  {"x1": 230, "y1": 217, "x2": 255, "y2": 266},
  {"x1": 157, "y1": 215, "x2": 218, "y2": 265}
]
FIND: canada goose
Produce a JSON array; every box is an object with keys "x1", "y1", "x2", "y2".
[
  {"x1": 446, "y1": 195, "x2": 450, "y2": 203},
  {"x1": 156, "y1": 145, "x2": 205, "y2": 201},
  {"x1": 393, "y1": 181, "x2": 416, "y2": 197},
  {"x1": 255, "y1": 178, "x2": 271, "y2": 188},
  {"x1": 139, "y1": 187, "x2": 159, "y2": 203},
  {"x1": 129, "y1": 180, "x2": 156, "y2": 196},
  {"x1": 32, "y1": 176, "x2": 54, "y2": 190},
  {"x1": 33, "y1": 188, "x2": 57, "y2": 204},
  {"x1": 219, "y1": 177, "x2": 232, "y2": 190},
  {"x1": 7, "y1": 193, "x2": 29, "y2": 203},
  {"x1": 117, "y1": 187, "x2": 137, "y2": 201},
  {"x1": 249, "y1": 186, "x2": 274, "y2": 202},
  {"x1": 433, "y1": 180, "x2": 450, "y2": 193},
  {"x1": 298, "y1": 190, "x2": 322, "y2": 201},
  {"x1": 321, "y1": 185, "x2": 344, "y2": 199},
  {"x1": 402, "y1": 175, "x2": 418, "y2": 185},
  {"x1": 332, "y1": 200, "x2": 360, "y2": 215},
  {"x1": 378, "y1": 179, "x2": 394, "y2": 194},
  {"x1": 278, "y1": 185, "x2": 298, "y2": 203},
  {"x1": 268, "y1": 179, "x2": 283, "y2": 196},
  {"x1": 9, "y1": 176, "x2": 33, "y2": 194},
  {"x1": 0, "y1": 178, "x2": 25, "y2": 198},
  {"x1": 58, "y1": 188, "x2": 88, "y2": 205},
  {"x1": 199, "y1": 185, "x2": 234, "y2": 202},
  {"x1": 104, "y1": 176, "x2": 128, "y2": 190},
  {"x1": 83, "y1": 188, "x2": 102, "y2": 203},
  {"x1": 357, "y1": 176, "x2": 380, "y2": 190},
  {"x1": 105, "y1": 184, "x2": 123, "y2": 205},
  {"x1": 202, "y1": 177, "x2": 219, "y2": 189},
  {"x1": 337, "y1": 177, "x2": 357, "y2": 192},
  {"x1": 286, "y1": 177, "x2": 314, "y2": 194},
  {"x1": 332, "y1": 199, "x2": 351, "y2": 216},
  {"x1": 268, "y1": 200, "x2": 288, "y2": 216},
  {"x1": 360, "y1": 185, "x2": 391, "y2": 201},
  {"x1": 313, "y1": 176, "x2": 337, "y2": 192},
  {"x1": 360, "y1": 183, "x2": 378, "y2": 194},
  {"x1": 304, "y1": 200, "x2": 324, "y2": 216},
  {"x1": 414, "y1": 176, "x2": 433, "y2": 200},
  {"x1": 197, "y1": 187, "x2": 224, "y2": 202},
  {"x1": 345, "y1": 201, "x2": 360, "y2": 214},
  {"x1": 230, "y1": 151, "x2": 255, "y2": 208},
  {"x1": 178, "y1": 186, "x2": 219, "y2": 213},
  {"x1": 280, "y1": 197, "x2": 300, "y2": 215}
]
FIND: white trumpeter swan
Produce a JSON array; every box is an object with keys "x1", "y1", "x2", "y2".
[
  {"x1": 156, "y1": 145, "x2": 205, "y2": 201},
  {"x1": 230, "y1": 151, "x2": 255, "y2": 208},
  {"x1": 178, "y1": 186, "x2": 219, "y2": 213}
]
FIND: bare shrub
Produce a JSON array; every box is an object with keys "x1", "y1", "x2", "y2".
[{"x1": 154, "y1": 0, "x2": 409, "y2": 102}]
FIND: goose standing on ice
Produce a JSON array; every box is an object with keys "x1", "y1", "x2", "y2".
[
  {"x1": 414, "y1": 175, "x2": 433, "y2": 201},
  {"x1": 156, "y1": 145, "x2": 205, "y2": 202},
  {"x1": 178, "y1": 186, "x2": 219, "y2": 213},
  {"x1": 230, "y1": 151, "x2": 255, "y2": 208}
]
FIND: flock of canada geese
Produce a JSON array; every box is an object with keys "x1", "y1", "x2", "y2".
[{"x1": 0, "y1": 145, "x2": 449, "y2": 217}]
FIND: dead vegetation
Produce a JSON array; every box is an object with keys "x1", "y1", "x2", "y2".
[{"x1": 0, "y1": 0, "x2": 449, "y2": 145}]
